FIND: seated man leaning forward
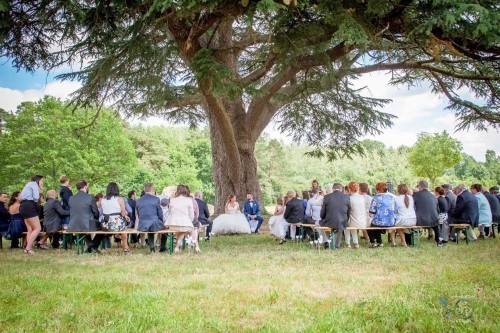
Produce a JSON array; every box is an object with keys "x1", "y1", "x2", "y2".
[
  {"x1": 243, "y1": 192, "x2": 264, "y2": 233},
  {"x1": 67, "y1": 179, "x2": 103, "y2": 254}
]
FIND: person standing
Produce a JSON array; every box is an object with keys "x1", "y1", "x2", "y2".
[
  {"x1": 243, "y1": 193, "x2": 264, "y2": 233},
  {"x1": 194, "y1": 191, "x2": 213, "y2": 241},
  {"x1": 452, "y1": 184, "x2": 479, "y2": 241},
  {"x1": 136, "y1": 183, "x2": 167, "y2": 253},
  {"x1": 59, "y1": 176, "x2": 73, "y2": 230},
  {"x1": 279, "y1": 190, "x2": 305, "y2": 244},
  {"x1": 413, "y1": 180, "x2": 442, "y2": 246},
  {"x1": 67, "y1": 179, "x2": 103, "y2": 253},
  {"x1": 320, "y1": 183, "x2": 350, "y2": 249},
  {"x1": 19, "y1": 175, "x2": 44, "y2": 254}
]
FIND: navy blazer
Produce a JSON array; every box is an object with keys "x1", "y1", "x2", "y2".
[
  {"x1": 136, "y1": 194, "x2": 164, "y2": 232},
  {"x1": 243, "y1": 200, "x2": 261, "y2": 221},
  {"x1": 195, "y1": 198, "x2": 210, "y2": 224},
  {"x1": 0, "y1": 203, "x2": 10, "y2": 233},
  {"x1": 453, "y1": 190, "x2": 479, "y2": 227}
]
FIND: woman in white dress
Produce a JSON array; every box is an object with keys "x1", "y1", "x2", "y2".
[
  {"x1": 393, "y1": 184, "x2": 416, "y2": 247},
  {"x1": 164, "y1": 185, "x2": 196, "y2": 253},
  {"x1": 212, "y1": 195, "x2": 251, "y2": 235},
  {"x1": 345, "y1": 182, "x2": 367, "y2": 248},
  {"x1": 268, "y1": 197, "x2": 285, "y2": 238}
]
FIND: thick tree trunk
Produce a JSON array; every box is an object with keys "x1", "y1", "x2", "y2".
[{"x1": 207, "y1": 113, "x2": 263, "y2": 213}]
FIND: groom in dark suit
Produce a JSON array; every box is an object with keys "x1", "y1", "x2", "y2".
[{"x1": 243, "y1": 193, "x2": 264, "y2": 233}]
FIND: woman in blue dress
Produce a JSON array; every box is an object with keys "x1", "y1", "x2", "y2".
[{"x1": 368, "y1": 182, "x2": 396, "y2": 247}]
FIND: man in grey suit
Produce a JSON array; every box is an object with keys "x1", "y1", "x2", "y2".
[
  {"x1": 136, "y1": 183, "x2": 167, "y2": 253},
  {"x1": 67, "y1": 179, "x2": 103, "y2": 253},
  {"x1": 441, "y1": 184, "x2": 456, "y2": 242},
  {"x1": 320, "y1": 183, "x2": 350, "y2": 249},
  {"x1": 413, "y1": 180, "x2": 442, "y2": 246}
]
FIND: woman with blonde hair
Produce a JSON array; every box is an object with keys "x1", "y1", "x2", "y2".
[{"x1": 345, "y1": 182, "x2": 366, "y2": 248}]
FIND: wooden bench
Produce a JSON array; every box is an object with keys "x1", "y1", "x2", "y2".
[
  {"x1": 60, "y1": 229, "x2": 180, "y2": 254},
  {"x1": 449, "y1": 224, "x2": 471, "y2": 245},
  {"x1": 310, "y1": 226, "x2": 425, "y2": 250}
]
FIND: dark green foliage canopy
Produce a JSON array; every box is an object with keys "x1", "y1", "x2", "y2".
[{"x1": 1, "y1": 0, "x2": 498, "y2": 159}]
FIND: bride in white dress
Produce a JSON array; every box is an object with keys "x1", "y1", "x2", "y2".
[
  {"x1": 268, "y1": 197, "x2": 285, "y2": 238},
  {"x1": 212, "y1": 195, "x2": 251, "y2": 235}
]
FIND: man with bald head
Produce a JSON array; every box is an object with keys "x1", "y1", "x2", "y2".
[{"x1": 43, "y1": 189, "x2": 69, "y2": 249}]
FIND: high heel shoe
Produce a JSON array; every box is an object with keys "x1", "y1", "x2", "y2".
[{"x1": 24, "y1": 249, "x2": 35, "y2": 255}]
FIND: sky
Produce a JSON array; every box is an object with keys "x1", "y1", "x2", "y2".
[{"x1": 0, "y1": 58, "x2": 498, "y2": 162}]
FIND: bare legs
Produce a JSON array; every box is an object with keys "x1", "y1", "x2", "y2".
[{"x1": 24, "y1": 217, "x2": 41, "y2": 253}]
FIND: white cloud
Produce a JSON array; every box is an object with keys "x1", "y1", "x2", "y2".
[{"x1": 0, "y1": 81, "x2": 81, "y2": 112}]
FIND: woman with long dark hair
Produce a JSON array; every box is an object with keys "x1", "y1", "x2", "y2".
[
  {"x1": 19, "y1": 175, "x2": 44, "y2": 254},
  {"x1": 99, "y1": 182, "x2": 131, "y2": 252},
  {"x1": 7, "y1": 191, "x2": 26, "y2": 248}
]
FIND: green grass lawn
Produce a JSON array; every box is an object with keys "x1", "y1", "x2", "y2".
[{"x1": 0, "y1": 231, "x2": 498, "y2": 333}]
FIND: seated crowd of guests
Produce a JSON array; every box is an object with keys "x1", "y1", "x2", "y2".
[
  {"x1": 1, "y1": 175, "x2": 499, "y2": 254},
  {"x1": 0, "y1": 175, "x2": 214, "y2": 254},
  {"x1": 269, "y1": 179, "x2": 500, "y2": 249}
]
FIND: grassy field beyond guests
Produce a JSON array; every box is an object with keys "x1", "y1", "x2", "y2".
[{"x1": 0, "y1": 232, "x2": 498, "y2": 332}]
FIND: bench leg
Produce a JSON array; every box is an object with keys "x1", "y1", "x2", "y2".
[
  {"x1": 169, "y1": 233, "x2": 174, "y2": 254},
  {"x1": 465, "y1": 227, "x2": 469, "y2": 245}
]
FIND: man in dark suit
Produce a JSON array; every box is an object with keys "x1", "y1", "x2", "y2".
[
  {"x1": 194, "y1": 191, "x2": 212, "y2": 241},
  {"x1": 243, "y1": 193, "x2": 264, "y2": 233},
  {"x1": 43, "y1": 189, "x2": 70, "y2": 249},
  {"x1": 452, "y1": 183, "x2": 478, "y2": 241},
  {"x1": 0, "y1": 192, "x2": 10, "y2": 237},
  {"x1": 67, "y1": 179, "x2": 103, "y2": 253},
  {"x1": 127, "y1": 191, "x2": 139, "y2": 245},
  {"x1": 136, "y1": 183, "x2": 166, "y2": 253},
  {"x1": 482, "y1": 186, "x2": 499, "y2": 236},
  {"x1": 320, "y1": 183, "x2": 350, "y2": 249},
  {"x1": 279, "y1": 190, "x2": 304, "y2": 244},
  {"x1": 489, "y1": 186, "x2": 500, "y2": 234},
  {"x1": 413, "y1": 180, "x2": 442, "y2": 246},
  {"x1": 441, "y1": 184, "x2": 457, "y2": 242}
]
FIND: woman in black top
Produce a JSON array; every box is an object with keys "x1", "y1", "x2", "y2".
[{"x1": 435, "y1": 186, "x2": 449, "y2": 242}]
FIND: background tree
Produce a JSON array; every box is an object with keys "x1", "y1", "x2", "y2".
[
  {"x1": 408, "y1": 131, "x2": 463, "y2": 186},
  {"x1": 1, "y1": 0, "x2": 498, "y2": 211},
  {"x1": 0, "y1": 96, "x2": 137, "y2": 191}
]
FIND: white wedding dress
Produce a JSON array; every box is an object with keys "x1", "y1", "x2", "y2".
[
  {"x1": 268, "y1": 204, "x2": 285, "y2": 237},
  {"x1": 212, "y1": 202, "x2": 251, "y2": 235}
]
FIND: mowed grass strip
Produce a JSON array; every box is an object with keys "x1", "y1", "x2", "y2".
[{"x1": 0, "y1": 232, "x2": 498, "y2": 333}]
